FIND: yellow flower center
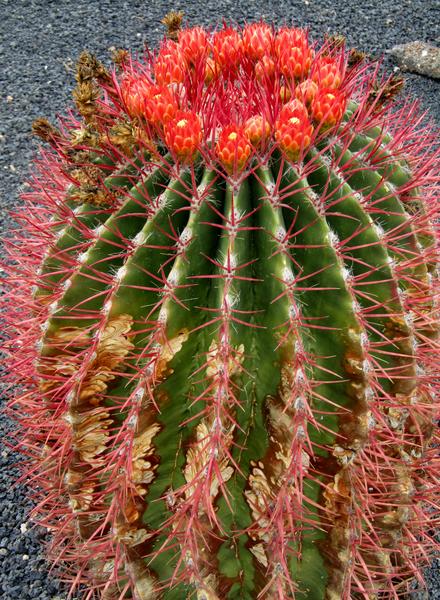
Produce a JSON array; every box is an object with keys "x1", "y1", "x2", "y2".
[
  {"x1": 228, "y1": 132, "x2": 238, "y2": 140},
  {"x1": 177, "y1": 119, "x2": 188, "y2": 128},
  {"x1": 289, "y1": 117, "x2": 300, "y2": 125}
]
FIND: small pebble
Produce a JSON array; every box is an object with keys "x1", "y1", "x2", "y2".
[{"x1": 389, "y1": 41, "x2": 440, "y2": 79}]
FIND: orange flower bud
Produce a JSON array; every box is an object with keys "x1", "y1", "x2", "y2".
[
  {"x1": 144, "y1": 85, "x2": 178, "y2": 126},
  {"x1": 275, "y1": 99, "x2": 313, "y2": 161},
  {"x1": 275, "y1": 28, "x2": 313, "y2": 79},
  {"x1": 212, "y1": 28, "x2": 243, "y2": 71},
  {"x1": 295, "y1": 79, "x2": 319, "y2": 106},
  {"x1": 120, "y1": 74, "x2": 151, "y2": 118},
  {"x1": 178, "y1": 26, "x2": 209, "y2": 64},
  {"x1": 311, "y1": 89, "x2": 347, "y2": 129},
  {"x1": 254, "y1": 55, "x2": 276, "y2": 81},
  {"x1": 154, "y1": 41, "x2": 185, "y2": 86},
  {"x1": 244, "y1": 115, "x2": 271, "y2": 147},
  {"x1": 164, "y1": 110, "x2": 202, "y2": 162},
  {"x1": 204, "y1": 56, "x2": 220, "y2": 84},
  {"x1": 242, "y1": 23, "x2": 273, "y2": 61},
  {"x1": 216, "y1": 124, "x2": 252, "y2": 174},
  {"x1": 280, "y1": 85, "x2": 292, "y2": 103},
  {"x1": 311, "y1": 55, "x2": 343, "y2": 89}
]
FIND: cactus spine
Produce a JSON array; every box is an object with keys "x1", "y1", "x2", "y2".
[{"x1": 2, "y1": 18, "x2": 439, "y2": 600}]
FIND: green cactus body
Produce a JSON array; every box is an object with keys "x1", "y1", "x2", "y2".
[{"x1": 3, "y1": 20, "x2": 438, "y2": 600}]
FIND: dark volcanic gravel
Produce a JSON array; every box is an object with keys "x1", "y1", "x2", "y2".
[{"x1": 0, "y1": 1, "x2": 438, "y2": 599}]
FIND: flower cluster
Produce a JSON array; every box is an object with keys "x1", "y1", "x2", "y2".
[{"x1": 119, "y1": 23, "x2": 348, "y2": 171}]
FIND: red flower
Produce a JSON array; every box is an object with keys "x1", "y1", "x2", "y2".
[
  {"x1": 212, "y1": 28, "x2": 243, "y2": 71},
  {"x1": 275, "y1": 99, "x2": 314, "y2": 160},
  {"x1": 154, "y1": 41, "x2": 185, "y2": 86},
  {"x1": 216, "y1": 124, "x2": 252, "y2": 174},
  {"x1": 164, "y1": 110, "x2": 202, "y2": 162},
  {"x1": 311, "y1": 89, "x2": 347, "y2": 129},
  {"x1": 311, "y1": 55, "x2": 343, "y2": 89},
  {"x1": 120, "y1": 73, "x2": 151, "y2": 118},
  {"x1": 242, "y1": 23, "x2": 274, "y2": 61},
  {"x1": 178, "y1": 26, "x2": 209, "y2": 65},
  {"x1": 144, "y1": 85, "x2": 178, "y2": 126},
  {"x1": 275, "y1": 28, "x2": 313, "y2": 79}
]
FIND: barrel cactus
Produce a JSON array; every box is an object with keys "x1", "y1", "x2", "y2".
[{"x1": 2, "y1": 14, "x2": 439, "y2": 600}]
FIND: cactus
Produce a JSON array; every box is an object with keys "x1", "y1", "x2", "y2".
[{"x1": 2, "y1": 17, "x2": 439, "y2": 600}]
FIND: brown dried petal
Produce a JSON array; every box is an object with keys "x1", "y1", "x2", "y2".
[{"x1": 72, "y1": 407, "x2": 112, "y2": 463}]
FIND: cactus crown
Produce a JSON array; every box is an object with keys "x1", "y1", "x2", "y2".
[{"x1": 2, "y1": 17, "x2": 439, "y2": 600}]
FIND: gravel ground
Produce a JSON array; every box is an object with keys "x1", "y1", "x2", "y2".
[{"x1": 0, "y1": 1, "x2": 438, "y2": 598}]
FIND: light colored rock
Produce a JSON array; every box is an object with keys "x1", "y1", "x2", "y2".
[{"x1": 389, "y1": 41, "x2": 440, "y2": 79}]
